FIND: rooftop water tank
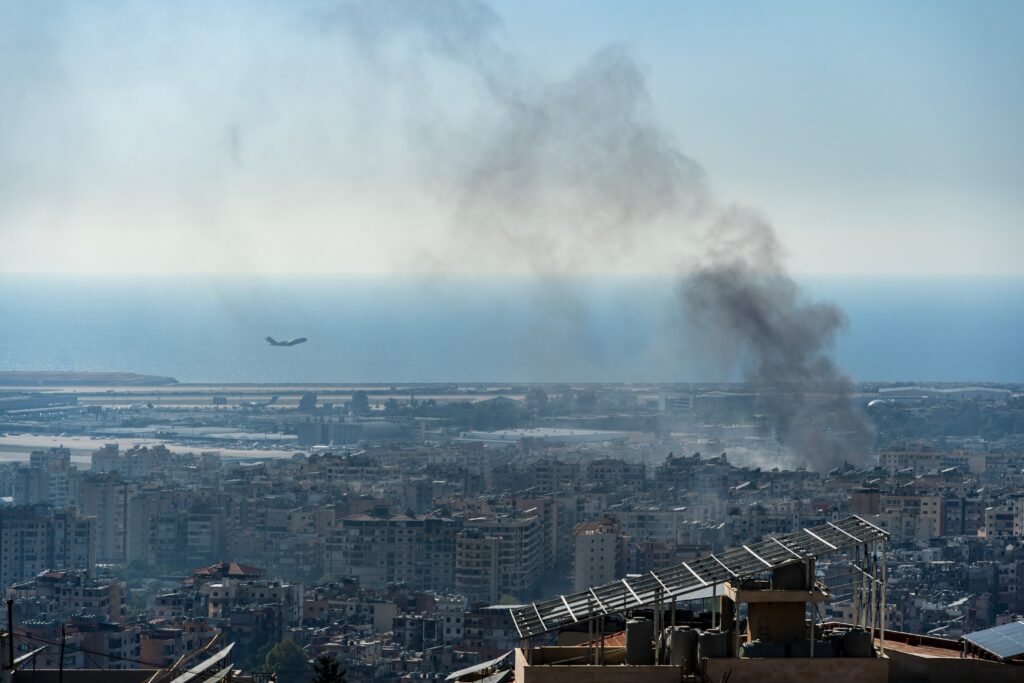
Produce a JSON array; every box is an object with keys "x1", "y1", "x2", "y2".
[
  {"x1": 625, "y1": 618, "x2": 655, "y2": 665},
  {"x1": 697, "y1": 629, "x2": 730, "y2": 661}
]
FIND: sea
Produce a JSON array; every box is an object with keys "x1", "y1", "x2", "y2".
[{"x1": 1, "y1": 274, "x2": 1022, "y2": 385}]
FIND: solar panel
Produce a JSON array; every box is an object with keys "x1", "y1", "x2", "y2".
[
  {"x1": 445, "y1": 651, "x2": 512, "y2": 681},
  {"x1": 963, "y1": 620, "x2": 1024, "y2": 661},
  {"x1": 509, "y1": 515, "x2": 887, "y2": 638},
  {"x1": 168, "y1": 644, "x2": 235, "y2": 683}
]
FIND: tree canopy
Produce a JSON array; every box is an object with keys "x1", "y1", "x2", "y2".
[
  {"x1": 350, "y1": 390, "x2": 370, "y2": 415},
  {"x1": 313, "y1": 655, "x2": 346, "y2": 683},
  {"x1": 265, "y1": 640, "x2": 311, "y2": 683}
]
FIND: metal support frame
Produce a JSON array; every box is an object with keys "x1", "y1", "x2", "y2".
[
  {"x1": 532, "y1": 604, "x2": 547, "y2": 633},
  {"x1": 587, "y1": 596, "x2": 594, "y2": 664},
  {"x1": 880, "y1": 539, "x2": 888, "y2": 655},
  {"x1": 560, "y1": 596, "x2": 577, "y2": 622},
  {"x1": 710, "y1": 554, "x2": 739, "y2": 578},
  {"x1": 869, "y1": 541, "x2": 878, "y2": 645},
  {"x1": 622, "y1": 578, "x2": 642, "y2": 605},
  {"x1": 509, "y1": 515, "x2": 889, "y2": 639},
  {"x1": 682, "y1": 561, "x2": 708, "y2": 586},
  {"x1": 808, "y1": 557, "x2": 815, "y2": 658},
  {"x1": 653, "y1": 587, "x2": 661, "y2": 664},
  {"x1": 770, "y1": 537, "x2": 805, "y2": 561},
  {"x1": 861, "y1": 543, "x2": 870, "y2": 633},
  {"x1": 852, "y1": 544, "x2": 862, "y2": 629},
  {"x1": 828, "y1": 521, "x2": 863, "y2": 544},
  {"x1": 742, "y1": 544, "x2": 773, "y2": 568},
  {"x1": 803, "y1": 528, "x2": 838, "y2": 551},
  {"x1": 712, "y1": 582, "x2": 718, "y2": 629}
]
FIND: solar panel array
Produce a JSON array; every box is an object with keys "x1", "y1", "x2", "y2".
[
  {"x1": 962, "y1": 620, "x2": 1024, "y2": 661},
  {"x1": 510, "y1": 515, "x2": 886, "y2": 638}
]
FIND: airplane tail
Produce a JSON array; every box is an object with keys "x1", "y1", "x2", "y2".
[
  {"x1": 268, "y1": 396, "x2": 279, "y2": 405},
  {"x1": 265, "y1": 336, "x2": 277, "y2": 345}
]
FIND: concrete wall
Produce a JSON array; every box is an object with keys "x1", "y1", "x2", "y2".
[
  {"x1": 515, "y1": 649, "x2": 680, "y2": 683},
  {"x1": 887, "y1": 649, "x2": 1024, "y2": 683},
  {"x1": 746, "y1": 602, "x2": 806, "y2": 642},
  {"x1": 520, "y1": 646, "x2": 626, "y2": 666},
  {"x1": 13, "y1": 671, "x2": 160, "y2": 683},
  {"x1": 703, "y1": 657, "x2": 889, "y2": 683}
]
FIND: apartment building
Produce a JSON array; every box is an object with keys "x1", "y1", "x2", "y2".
[
  {"x1": 0, "y1": 505, "x2": 96, "y2": 591},
  {"x1": 91, "y1": 444, "x2": 164, "y2": 481},
  {"x1": 13, "y1": 448, "x2": 77, "y2": 507},
  {"x1": 7, "y1": 569, "x2": 126, "y2": 623},
  {"x1": 983, "y1": 504, "x2": 1016, "y2": 539},
  {"x1": 585, "y1": 458, "x2": 645, "y2": 487},
  {"x1": 454, "y1": 529, "x2": 502, "y2": 604},
  {"x1": 457, "y1": 514, "x2": 543, "y2": 602},
  {"x1": 325, "y1": 514, "x2": 462, "y2": 590},
  {"x1": 78, "y1": 472, "x2": 129, "y2": 563},
  {"x1": 879, "y1": 493, "x2": 945, "y2": 539},
  {"x1": 571, "y1": 517, "x2": 627, "y2": 592},
  {"x1": 127, "y1": 488, "x2": 225, "y2": 568}
]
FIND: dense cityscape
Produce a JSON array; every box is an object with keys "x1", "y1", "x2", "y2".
[
  {"x1": 3, "y1": 0, "x2": 1022, "y2": 681},
  {"x1": 3, "y1": 378, "x2": 1024, "y2": 681}
]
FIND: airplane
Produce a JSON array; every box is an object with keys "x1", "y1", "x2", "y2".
[
  {"x1": 265, "y1": 336, "x2": 308, "y2": 347},
  {"x1": 241, "y1": 395, "x2": 279, "y2": 409}
]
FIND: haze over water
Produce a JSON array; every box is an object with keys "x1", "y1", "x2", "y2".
[{"x1": 2, "y1": 274, "x2": 1022, "y2": 385}]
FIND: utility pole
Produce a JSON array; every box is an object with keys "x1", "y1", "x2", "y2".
[
  {"x1": 6, "y1": 599, "x2": 14, "y2": 671},
  {"x1": 58, "y1": 624, "x2": 65, "y2": 683}
]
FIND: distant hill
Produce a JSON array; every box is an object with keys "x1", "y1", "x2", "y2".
[{"x1": 0, "y1": 371, "x2": 179, "y2": 386}]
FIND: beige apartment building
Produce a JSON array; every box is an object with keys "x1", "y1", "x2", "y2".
[{"x1": 572, "y1": 517, "x2": 627, "y2": 592}]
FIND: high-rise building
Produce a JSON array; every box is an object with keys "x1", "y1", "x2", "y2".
[
  {"x1": 456, "y1": 514, "x2": 543, "y2": 602},
  {"x1": 126, "y1": 488, "x2": 190, "y2": 567},
  {"x1": 13, "y1": 448, "x2": 78, "y2": 507},
  {"x1": 454, "y1": 529, "x2": 501, "y2": 604},
  {"x1": 78, "y1": 472, "x2": 130, "y2": 563},
  {"x1": 572, "y1": 517, "x2": 626, "y2": 592},
  {"x1": 325, "y1": 514, "x2": 461, "y2": 591},
  {"x1": 92, "y1": 444, "x2": 164, "y2": 481},
  {"x1": 0, "y1": 505, "x2": 96, "y2": 591}
]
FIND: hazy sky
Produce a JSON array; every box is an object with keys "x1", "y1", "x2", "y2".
[{"x1": 1, "y1": 0, "x2": 1021, "y2": 275}]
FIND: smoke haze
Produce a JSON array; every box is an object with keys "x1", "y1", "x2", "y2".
[
  {"x1": 0, "y1": 0, "x2": 873, "y2": 467},
  {"x1": 367, "y1": 1, "x2": 873, "y2": 468}
]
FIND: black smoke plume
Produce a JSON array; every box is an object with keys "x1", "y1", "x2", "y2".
[
  {"x1": 357, "y1": 1, "x2": 874, "y2": 469},
  {"x1": 682, "y1": 211, "x2": 873, "y2": 470},
  {"x1": 0, "y1": 0, "x2": 875, "y2": 468}
]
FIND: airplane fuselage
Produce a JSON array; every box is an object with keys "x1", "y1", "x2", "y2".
[{"x1": 265, "y1": 336, "x2": 308, "y2": 347}]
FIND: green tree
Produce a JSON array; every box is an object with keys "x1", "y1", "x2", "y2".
[
  {"x1": 350, "y1": 390, "x2": 370, "y2": 415},
  {"x1": 575, "y1": 390, "x2": 597, "y2": 413},
  {"x1": 312, "y1": 655, "x2": 346, "y2": 683},
  {"x1": 525, "y1": 387, "x2": 548, "y2": 414},
  {"x1": 265, "y1": 640, "x2": 311, "y2": 683},
  {"x1": 298, "y1": 392, "x2": 318, "y2": 412}
]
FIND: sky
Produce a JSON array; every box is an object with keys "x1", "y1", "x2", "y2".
[{"x1": 0, "y1": 0, "x2": 1021, "y2": 275}]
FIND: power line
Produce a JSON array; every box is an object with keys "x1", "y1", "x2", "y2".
[{"x1": 13, "y1": 632, "x2": 208, "y2": 674}]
